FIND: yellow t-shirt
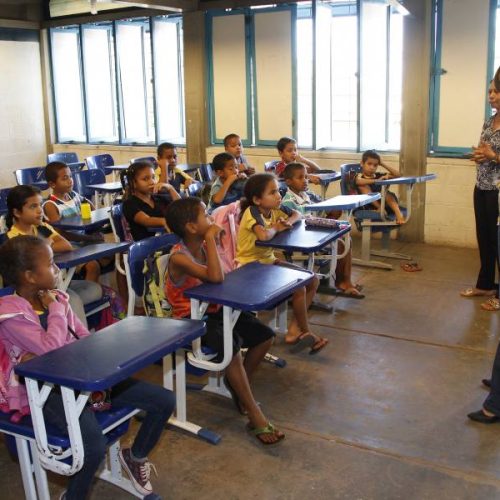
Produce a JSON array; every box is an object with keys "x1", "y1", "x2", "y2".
[
  {"x1": 7, "y1": 222, "x2": 57, "y2": 240},
  {"x1": 236, "y1": 205, "x2": 293, "y2": 265}
]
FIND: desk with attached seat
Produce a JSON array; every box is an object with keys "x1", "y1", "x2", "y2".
[
  {"x1": 50, "y1": 207, "x2": 111, "y2": 232},
  {"x1": 86, "y1": 182, "x2": 123, "y2": 208},
  {"x1": 6, "y1": 315, "x2": 205, "y2": 499}
]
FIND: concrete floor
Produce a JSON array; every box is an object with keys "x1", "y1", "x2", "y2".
[{"x1": 1, "y1": 239, "x2": 500, "y2": 499}]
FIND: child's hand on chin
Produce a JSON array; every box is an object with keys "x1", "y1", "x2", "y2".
[
  {"x1": 205, "y1": 223, "x2": 223, "y2": 239},
  {"x1": 38, "y1": 290, "x2": 57, "y2": 308}
]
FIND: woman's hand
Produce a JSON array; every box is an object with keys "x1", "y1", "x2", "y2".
[
  {"x1": 471, "y1": 141, "x2": 497, "y2": 163},
  {"x1": 38, "y1": 290, "x2": 57, "y2": 308}
]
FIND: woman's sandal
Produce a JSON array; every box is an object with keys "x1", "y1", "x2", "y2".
[
  {"x1": 286, "y1": 332, "x2": 329, "y2": 355},
  {"x1": 481, "y1": 297, "x2": 500, "y2": 311},
  {"x1": 247, "y1": 422, "x2": 285, "y2": 445},
  {"x1": 400, "y1": 262, "x2": 422, "y2": 272},
  {"x1": 460, "y1": 287, "x2": 496, "y2": 298}
]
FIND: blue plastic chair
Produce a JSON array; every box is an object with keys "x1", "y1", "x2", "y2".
[
  {"x1": 197, "y1": 163, "x2": 214, "y2": 183},
  {"x1": 0, "y1": 187, "x2": 12, "y2": 216},
  {"x1": 340, "y1": 163, "x2": 409, "y2": 269},
  {"x1": 14, "y1": 167, "x2": 48, "y2": 190},
  {"x1": 86, "y1": 154, "x2": 114, "y2": 173},
  {"x1": 47, "y1": 152, "x2": 84, "y2": 171},
  {"x1": 130, "y1": 156, "x2": 156, "y2": 167},
  {"x1": 72, "y1": 169, "x2": 106, "y2": 200},
  {"x1": 186, "y1": 180, "x2": 203, "y2": 198},
  {"x1": 264, "y1": 160, "x2": 280, "y2": 173}
]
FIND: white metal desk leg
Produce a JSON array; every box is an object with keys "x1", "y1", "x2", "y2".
[
  {"x1": 163, "y1": 353, "x2": 174, "y2": 391},
  {"x1": 94, "y1": 190, "x2": 100, "y2": 209},
  {"x1": 16, "y1": 437, "x2": 38, "y2": 500},
  {"x1": 167, "y1": 348, "x2": 222, "y2": 445},
  {"x1": 29, "y1": 441, "x2": 50, "y2": 500}
]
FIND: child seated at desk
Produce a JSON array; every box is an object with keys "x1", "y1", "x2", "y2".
[
  {"x1": 274, "y1": 136, "x2": 321, "y2": 184},
  {"x1": 208, "y1": 152, "x2": 247, "y2": 212},
  {"x1": 164, "y1": 198, "x2": 284, "y2": 445},
  {"x1": 5, "y1": 185, "x2": 102, "y2": 326},
  {"x1": 281, "y1": 163, "x2": 364, "y2": 299},
  {"x1": 355, "y1": 150, "x2": 405, "y2": 224},
  {"x1": 156, "y1": 142, "x2": 193, "y2": 190},
  {"x1": 0, "y1": 236, "x2": 175, "y2": 499},
  {"x1": 224, "y1": 133, "x2": 256, "y2": 176},
  {"x1": 43, "y1": 161, "x2": 104, "y2": 282},
  {"x1": 236, "y1": 173, "x2": 329, "y2": 353},
  {"x1": 122, "y1": 160, "x2": 180, "y2": 241}
]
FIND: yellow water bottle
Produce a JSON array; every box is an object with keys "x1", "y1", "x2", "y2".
[{"x1": 81, "y1": 200, "x2": 91, "y2": 219}]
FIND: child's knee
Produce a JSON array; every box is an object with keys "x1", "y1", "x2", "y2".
[
  {"x1": 293, "y1": 287, "x2": 306, "y2": 300},
  {"x1": 308, "y1": 275, "x2": 319, "y2": 291}
]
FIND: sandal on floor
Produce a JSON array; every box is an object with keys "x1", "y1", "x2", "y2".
[
  {"x1": 481, "y1": 297, "x2": 500, "y2": 311},
  {"x1": 223, "y1": 376, "x2": 246, "y2": 415},
  {"x1": 333, "y1": 286, "x2": 365, "y2": 299},
  {"x1": 286, "y1": 332, "x2": 316, "y2": 353},
  {"x1": 400, "y1": 262, "x2": 422, "y2": 272},
  {"x1": 310, "y1": 337, "x2": 329, "y2": 355},
  {"x1": 247, "y1": 422, "x2": 285, "y2": 445},
  {"x1": 460, "y1": 287, "x2": 496, "y2": 298}
]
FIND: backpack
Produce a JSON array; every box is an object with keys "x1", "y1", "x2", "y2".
[
  {"x1": 211, "y1": 201, "x2": 241, "y2": 273},
  {"x1": 142, "y1": 250, "x2": 173, "y2": 318}
]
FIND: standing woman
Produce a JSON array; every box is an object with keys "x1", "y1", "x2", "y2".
[{"x1": 461, "y1": 75, "x2": 500, "y2": 311}]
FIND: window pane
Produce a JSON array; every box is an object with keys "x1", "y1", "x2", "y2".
[
  {"x1": 331, "y1": 13, "x2": 358, "y2": 149},
  {"x1": 51, "y1": 28, "x2": 86, "y2": 142},
  {"x1": 387, "y1": 10, "x2": 403, "y2": 150},
  {"x1": 116, "y1": 20, "x2": 155, "y2": 143},
  {"x1": 82, "y1": 24, "x2": 118, "y2": 142},
  {"x1": 296, "y1": 16, "x2": 313, "y2": 148},
  {"x1": 153, "y1": 17, "x2": 185, "y2": 144}
]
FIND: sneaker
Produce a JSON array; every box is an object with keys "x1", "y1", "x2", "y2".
[{"x1": 119, "y1": 448, "x2": 157, "y2": 496}]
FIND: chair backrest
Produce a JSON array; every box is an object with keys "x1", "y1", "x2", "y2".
[
  {"x1": 72, "y1": 169, "x2": 106, "y2": 199},
  {"x1": 264, "y1": 160, "x2": 280, "y2": 172},
  {"x1": 86, "y1": 154, "x2": 114, "y2": 172},
  {"x1": 340, "y1": 163, "x2": 362, "y2": 196},
  {"x1": 14, "y1": 167, "x2": 47, "y2": 188},
  {"x1": 127, "y1": 233, "x2": 179, "y2": 298},
  {"x1": 186, "y1": 180, "x2": 203, "y2": 198},
  {"x1": 0, "y1": 188, "x2": 12, "y2": 215},
  {"x1": 47, "y1": 152, "x2": 79, "y2": 164},
  {"x1": 109, "y1": 203, "x2": 132, "y2": 243},
  {"x1": 197, "y1": 164, "x2": 214, "y2": 182},
  {"x1": 130, "y1": 156, "x2": 156, "y2": 166}
]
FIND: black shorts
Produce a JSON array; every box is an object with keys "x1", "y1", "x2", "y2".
[{"x1": 202, "y1": 310, "x2": 275, "y2": 362}]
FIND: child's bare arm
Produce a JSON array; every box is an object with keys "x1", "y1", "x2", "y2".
[
  {"x1": 297, "y1": 154, "x2": 321, "y2": 173},
  {"x1": 380, "y1": 160, "x2": 400, "y2": 178},
  {"x1": 133, "y1": 211, "x2": 168, "y2": 230},
  {"x1": 355, "y1": 175, "x2": 376, "y2": 186},
  {"x1": 153, "y1": 182, "x2": 181, "y2": 201},
  {"x1": 51, "y1": 233, "x2": 73, "y2": 253},
  {"x1": 211, "y1": 175, "x2": 239, "y2": 205},
  {"x1": 169, "y1": 226, "x2": 224, "y2": 283},
  {"x1": 157, "y1": 160, "x2": 168, "y2": 183},
  {"x1": 43, "y1": 203, "x2": 61, "y2": 222},
  {"x1": 286, "y1": 209, "x2": 301, "y2": 225}
]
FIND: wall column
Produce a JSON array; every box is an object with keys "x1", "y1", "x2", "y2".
[
  {"x1": 399, "y1": 0, "x2": 433, "y2": 242},
  {"x1": 183, "y1": 11, "x2": 209, "y2": 163}
]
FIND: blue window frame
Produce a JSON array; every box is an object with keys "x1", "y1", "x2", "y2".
[{"x1": 429, "y1": 0, "x2": 497, "y2": 156}]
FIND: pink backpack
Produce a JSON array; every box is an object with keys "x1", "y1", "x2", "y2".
[{"x1": 211, "y1": 201, "x2": 241, "y2": 273}]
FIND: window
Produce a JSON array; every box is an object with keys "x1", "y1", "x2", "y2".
[
  {"x1": 50, "y1": 27, "x2": 86, "y2": 142},
  {"x1": 81, "y1": 23, "x2": 118, "y2": 143},
  {"x1": 49, "y1": 16, "x2": 185, "y2": 145},
  {"x1": 208, "y1": 1, "x2": 404, "y2": 151},
  {"x1": 429, "y1": 0, "x2": 492, "y2": 154},
  {"x1": 152, "y1": 16, "x2": 185, "y2": 144}
]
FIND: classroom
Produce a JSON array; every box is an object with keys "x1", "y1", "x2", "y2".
[{"x1": 0, "y1": 0, "x2": 499, "y2": 499}]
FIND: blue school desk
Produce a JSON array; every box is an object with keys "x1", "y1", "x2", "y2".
[
  {"x1": 55, "y1": 241, "x2": 130, "y2": 289},
  {"x1": 51, "y1": 207, "x2": 110, "y2": 232},
  {"x1": 314, "y1": 170, "x2": 342, "y2": 198},
  {"x1": 104, "y1": 163, "x2": 129, "y2": 180},
  {"x1": 256, "y1": 219, "x2": 352, "y2": 306},
  {"x1": 86, "y1": 181, "x2": 123, "y2": 208},
  {"x1": 9, "y1": 316, "x2": 205, "y2": 497},
  {"x1": 185, "y1": 261, "x2": 315, "y2": 371},
  {"x1": 305, "y1": 193, "x2": 381, "y2": 214}
]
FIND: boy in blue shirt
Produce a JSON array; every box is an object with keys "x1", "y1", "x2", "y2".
[
  {"x1": 281, "y1": 163, "x2": 364, "y2": 299},
  {"x1": 208, "y1": 153, "x2": 247, "y2": 212}
]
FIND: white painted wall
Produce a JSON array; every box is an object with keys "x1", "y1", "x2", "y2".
[{"x1": 0, "y1": 39, "x2": 47, "y2": 188}]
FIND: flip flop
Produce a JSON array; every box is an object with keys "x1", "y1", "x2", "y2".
[
  {"x1": 309, "y1": 337, "x2": 329, "y2": 355},
  {"x1": 481, "y1": 297, "x2": 500, "y2": 311},
  {"x1": 247, "y1": 422, "x2": 285, "y2": 445},
  {"x1": 400, "y1": 262, "x2": 422, "y2": 272},
  {"x1": 332, "y1": 287, "x2": 365, "y2": 299},
  {"x1": 286, "y1": 332, "x2": 316, "y2": 353},
  {"x1": 460, "y1": 287, "x2": 497, "y2": 298}
]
